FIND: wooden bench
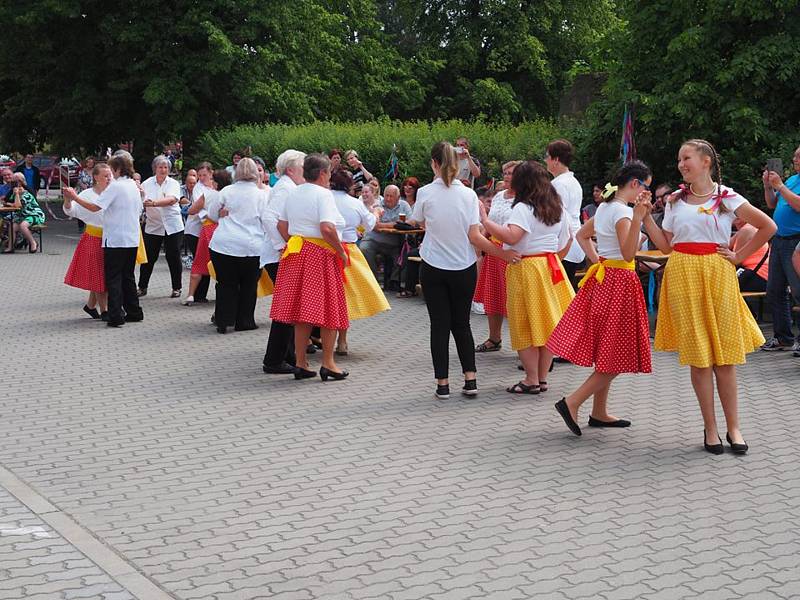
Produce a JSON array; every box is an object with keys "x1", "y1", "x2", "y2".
[
  {"x1": 408, "y1": 256, "x2": 421, "y2": 263},
  {"x1": 741, "y1": 291, "x2": 766, "y2": 322},
  {"x1": 29, "y1": 224, "x2": 47, "y2": 252}
]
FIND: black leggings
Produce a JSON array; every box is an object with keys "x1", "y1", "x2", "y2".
[
  {"x1": 420, "y1": 261, "x2": 478, "y2": 380},
  {"x1": 185, "y1": 233, "x2": 210, "y2": 301},
  {"x1": 138, "y1": 230, "x2": 184, "y2": 291},
  {"x1": 209, "y1": 250, "x2": 260, "y2": 329},
  {"x1": 263, "y1": 262, "x2": 295, "y2": 366}
]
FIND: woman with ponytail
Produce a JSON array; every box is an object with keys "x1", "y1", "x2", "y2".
[
  {"x1": 548, "y1": 161, "x2": 653, "y2": 436},
  {"x1": 642, "y1": 139, "x2": 776, "y2": 455},
  {"x1": 410, "y1": 142, "x2": 518, "y2": 399}
]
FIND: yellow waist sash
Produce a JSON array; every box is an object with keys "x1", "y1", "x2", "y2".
[
  {"x1": 281, "y1": 236, "x2": 335, "y2": 258},
  {"x1": 85, "y1": 225, "x2": 102, "y2": 238},
  {"x1": 136, "y1": 231, "x2": 148, "y2": 264},
  {"x1": 201, "y1": 218, "x2": 214, "y2": 227},
  {"x1": 578, "y1": 258, "x2": 634, "y2": 288}
]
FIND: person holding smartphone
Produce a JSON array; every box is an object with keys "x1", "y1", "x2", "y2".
[
  {"x1": 454, "y1": 137, "x2": 481, "y2": 187},
  {"x1": 761, "y1": 146, "x2": 800, "y2": 353}
]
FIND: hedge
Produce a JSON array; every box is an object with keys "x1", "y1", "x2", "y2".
[{"x1": 194, "y1": 119, "x2": 566, "y2": 185}]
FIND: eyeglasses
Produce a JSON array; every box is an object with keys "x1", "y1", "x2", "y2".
[{"x1": 636, "y1": 179, "x2": 650, "y2": 190}]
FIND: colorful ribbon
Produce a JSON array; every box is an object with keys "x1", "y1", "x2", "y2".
[
  {"x1": 578, "y1": 257, "x2": 635, "y2": 288},
  {"x1": 84, "y1": 225, "x2": 102, "y2": 238},
  {"x1": 672, "y1": 242, "x2": 718, "y2": 255},
  {"x1": 521, "y1": 253, "x2": 566, "y2": 285},
  {"x1": 601, "y1": 183, "x2": 618, "y2": 200},
  {"x1": 282, "y1": 236, "x2": 349, "y2": 284}
]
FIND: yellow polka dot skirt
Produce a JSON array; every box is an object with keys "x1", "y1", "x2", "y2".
[
  {"x1": 654, "y1": 252, "x2": 764, "y2": 367},
  {"x1": 506, "y1": 256, "x2": 575, "y2": 351},
  {"x1": 344, "y1": 243, "x2": 391, "y2": 320}
]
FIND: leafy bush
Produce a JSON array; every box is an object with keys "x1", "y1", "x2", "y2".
[{"x1": 194, "y1": 119, "x2": 565, "y2": 184}]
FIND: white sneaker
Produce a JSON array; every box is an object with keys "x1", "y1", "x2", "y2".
[
  {"x1": 471, "y1": 301, "x2": 485, "y2": 315},
  {"x1": 792, "y1": 341, "x2": 800, "y2": 357},
  {"x1": 182, "y1": 295, "x2": 195, "y2": 306}
]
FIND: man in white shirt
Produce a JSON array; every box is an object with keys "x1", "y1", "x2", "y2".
[{"x1": 545, "y1": 139, "x2": 583, "y2": 289}]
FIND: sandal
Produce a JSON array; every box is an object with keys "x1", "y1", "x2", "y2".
[
  {"x1": 506, "y1": 381, "x2": 540, "y2": 395},
  {"x1": 539, "y1": 381, "x2": 548, "y2": 392},
  {"x1": 396, "y1": 290, "x2": 417, "y2": 298},
  {"x1": 475, "y1": 339, "x2": 502, "y2": 353}
]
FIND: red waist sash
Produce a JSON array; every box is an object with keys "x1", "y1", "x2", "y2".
[
  {"x1": 673, "y1": 242, "x2": 718, "y2": 255},
  {"x1": 521, "y1": 252, "x2": 565, "y2": 285}
]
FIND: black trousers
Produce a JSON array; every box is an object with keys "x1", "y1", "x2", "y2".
[
  {"x1": 185, "y1": 233, "x2": 210, "y2": 301},
  {"x1": 402, "y1": 248, "x2": 421, "y2": 293},
  {"x1": 209, "y1": 250, "x2": 260, "y2": 329},
  {"x1": 420, "y1": 261, "x2": 477, "y2": 379},
  {"x1": 104, "y1": 247, "x2": 143, "y2": 325},
  {"x1": 562, "y1": 259, "x2": 583, "y2": 291},
  {"x1": 138, "y1": 230, "x2": 184, "y2": 291},
  {"x1": 263, "y1": 262, "x2": 296, "y2": 367}
]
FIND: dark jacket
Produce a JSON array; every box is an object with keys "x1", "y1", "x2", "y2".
[{"x1": 14, "y1": 163, "x2": 41, "y2": 190}]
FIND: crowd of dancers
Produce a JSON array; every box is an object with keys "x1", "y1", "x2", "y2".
[{"x1": 60, "y1": 138, "x2": 781, "y2": 455}]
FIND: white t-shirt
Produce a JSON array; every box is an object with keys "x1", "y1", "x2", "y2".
[
  {"x1": 662, "y1": 186, "x2": 747, "y2": 246},
  {"x1": 282, "y1": 183, "x2": 344, "y2": 239},
  {"x1": 64, "y1": 188, "x2": 103, "y2": 228},
  {"x1": 487, "y1": 192, "x2": 514, "y2": 226},
  {"x1": 142, "y1": 176, "x2": 183, "y2": 236},
  {"x1": 92, "y1": 176, "x2": 143, "y2": 248},
  {"x1": 333, "y1": 190, "x2": 376, "y2": 243},
  {"x1": 207, "y1": 181, "x2": 265, "y2": 257},
  {"x1": 594, "y1": 201, "x2": 632, "y2": 260},
  {"x1": 412, "y1": 178, "x2": 480, "y2": 271},
  {"x1": 551, "y1": 171, "x2": 584, "y2": 263},
  {"x1": 184, "y1": 181, "x2": 211, "y2": 237},
  {"x1": 505, "y1": 203, "x2": 571, "y2": 255},
  {"x1": 260, "y1": 175, "x2": 297, "y2": 266}
]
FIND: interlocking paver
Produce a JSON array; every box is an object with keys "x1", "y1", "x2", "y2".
[{"x1": 1, "y1": 219, "x2": 799, "y2": 599}]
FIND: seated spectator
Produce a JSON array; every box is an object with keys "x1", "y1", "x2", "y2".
[
  {"x1": 345, "y1": 150, "x2": 374, "y2": 194},
  {"x1": 360, "y1": 184, "x2": 411, "y2": 291},
  {"x1": 368, "y1": 178, "x2": 383, "y2": 205},
  {"x1": 581, "y1": 183, "x2": 603, "y2": 222},
  {"x1": 402, "y1": 177, "x2": 420, "y2": 209},
  {"x1": 0, "y1": 167, "x2": 13, "y2": 199},
  {"x1": 732, "y1": 217, "x2": 769, "y2": 293},
  {"x1": 360, "y1": 180, "x2": 380, "y2": 211},
  {"x1": 4, "y1": 173, "x2": 45, "y2": 253},
  {"x1": 454, "y1": 137, "x2": 481, "y2": 187}
]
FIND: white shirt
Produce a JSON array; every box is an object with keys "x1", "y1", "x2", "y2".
[
  {"x1": 260, "y1": 175, "x2": 297, "y2": 266},
  {"x1": 92, "y1": 176, "x2": 142, "y2": 248},
  {"x1": 142, "y1": 176, "x2": 183, "y2": 236},
  {"x1": 505, "y1": 203, "x2": 571, "y2": 255},
  {"x1": 551, "y1": 171, "x2": 584, "y2": 263},
  {"x1": 207, "y1": 181, "x2": 265, "y2": 257},
  {"x1": 282, "y1": 183, "x2": 344, "y2": 238},
  {"x1": 184, "y1": 181, "x2": 211, "y2": 237},
  {"x1": 487, "y1": 192, "x2": 514, "y2": 225},
  {"x1": 412, "y1": 178, "x2": 480, "y2": 271},
  {"x1": 663, "y1": 186, "x2": 747, "y2": 246},
  {"x1": 594, "y1": 201, "x2": 632, "y2": 260},
  {"x1": 333, "y1": 190, "x2": 376, "y2": 243},
  {"x1": 64, "y1": 188, "x2": 103, "y2": 228}
]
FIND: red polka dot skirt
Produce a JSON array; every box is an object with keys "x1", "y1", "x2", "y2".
[
  {"x1": 64, "y1": 232, "x2": 106, "y2": 292},
  {"x1": 547, "y1": 267, "x2": 652, "y2": 373},
  {"x1": 270, "y1": 241, "x2": 350, "y2": 331},
  {"x1": 191, "y1": 222, "x2": 217, "y2": 276},
  {"x1": 473, "y1": 250, "x2": 507, "y2": 316}
]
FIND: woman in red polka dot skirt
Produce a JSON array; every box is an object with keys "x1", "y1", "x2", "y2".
[
  {"x1": 269, "y1": 153, "x2": 351, "y2": 382},
  {"x1": 63, "y1": 163, "x2": 114, "y2": 320},
  {"x1": 548, "y1": 161, "x2": 653, "y2": 437},
  {"x1": 473, "y1": 160, "x2": 521, "y2": 353}
]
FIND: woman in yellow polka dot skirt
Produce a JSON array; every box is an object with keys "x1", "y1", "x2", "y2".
[
  {"x1": 480, "y1": 161, "x2": 574, "y2": 394},
  {"x1": 549, "y1": 161, "x2": 653, "y2": 437},
  {"x1": 642, "y1": 139, "x2": 776, "y2": 455}
]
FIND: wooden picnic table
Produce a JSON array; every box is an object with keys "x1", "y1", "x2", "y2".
[
  {"x1": 0, "y1": 206, "x2": 17, "y2": 252},
  {"x1": 634, "y1": 250, "x2": 669, "y2": 265},
  {"x1": 382, "y1": 228, "x2": 425, "y2": 235}
]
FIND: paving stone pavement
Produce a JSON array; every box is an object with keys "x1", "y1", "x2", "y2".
[{"x1": 1, "y1": 219, "x2": 799, "y2": 600}]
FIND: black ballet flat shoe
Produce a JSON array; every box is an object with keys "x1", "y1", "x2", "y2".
[
  {"x1": 234, "y1": 324, "x2": 259, "y2": 332},
  {"x1": 83, "y1": 305, "x2": 100, "y2": 319},
  {"x1": 106, "y1": 320, "x2": 125, "y2": 328},
  {"x1": 216, "y1": 325, "x2": 228, "y2": 334},
  {"x1": 100, "y1": 311, "x2": 109, "y2": 322},
  {"x1": 704, "y1": 430, "x2": 724, "y2": 455},
  {"x1": 726, "y1": 433, "x2": 749, "y2": 455},
  {"x1": 124, "y1": 313, "x2": 144, "y2": 323},
  {"x1": 435, "y1": 384, "x2": 450, "y2": 399},
  {"x1": 320, "y1": 366, "x2": 349, "y2": 381},
  {"x1": 555, "y1": 398, "x2": 582, "y2": 436},
  {"x1": 588, "y1": 416, "x2": 631, "y2": 428},
  {"x1": 294, "y1": 366, "x2": 316, "y2": 380},
  {"x1": 462, "y1": 379, "x2": 478, "y2": 397},
  {"x1": 263, "y1": 362, "x2": 296, "y2": 375}
]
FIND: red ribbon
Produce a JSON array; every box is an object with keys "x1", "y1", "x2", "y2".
[
  {"x1": 521, "y1": 253, "x2": 566, "y2": 285},
  {"x1": 673, "y1": 242, "x2": 718, "y2": 255}
]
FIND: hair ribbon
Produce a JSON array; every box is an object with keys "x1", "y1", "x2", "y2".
[{"x1": 601, "y1": 183, "x2": 618, "y2": 199}]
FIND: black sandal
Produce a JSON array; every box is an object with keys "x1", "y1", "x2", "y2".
[
  {"x1": 506, "y1": 381, "x2": 540, "y2": 394},
  {"x1": 539, "y1": 381, "x2": 548, "y2": 392},
  {"x1": 475, "y1": 339, "x2": 502, "y2": 352}
]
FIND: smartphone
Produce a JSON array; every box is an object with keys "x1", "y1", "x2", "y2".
[
  {"x1": 456, "y1": 147, "x2": 466, "y2": 155},
  {"x1": 766, "y1": 158, "x2": 782, "y2": 173}
]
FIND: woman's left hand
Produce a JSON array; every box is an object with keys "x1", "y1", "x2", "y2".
[
  {"x1": 503, "y1": 249, "x2": 521, "y2": 264},
  {"x1": 717, "y1": 244, "x2": 738, "y2": 265}
]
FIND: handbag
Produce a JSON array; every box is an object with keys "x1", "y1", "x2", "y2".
[{"x1": 737, "y1": 242, "x2": 769, "y2": 291}]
